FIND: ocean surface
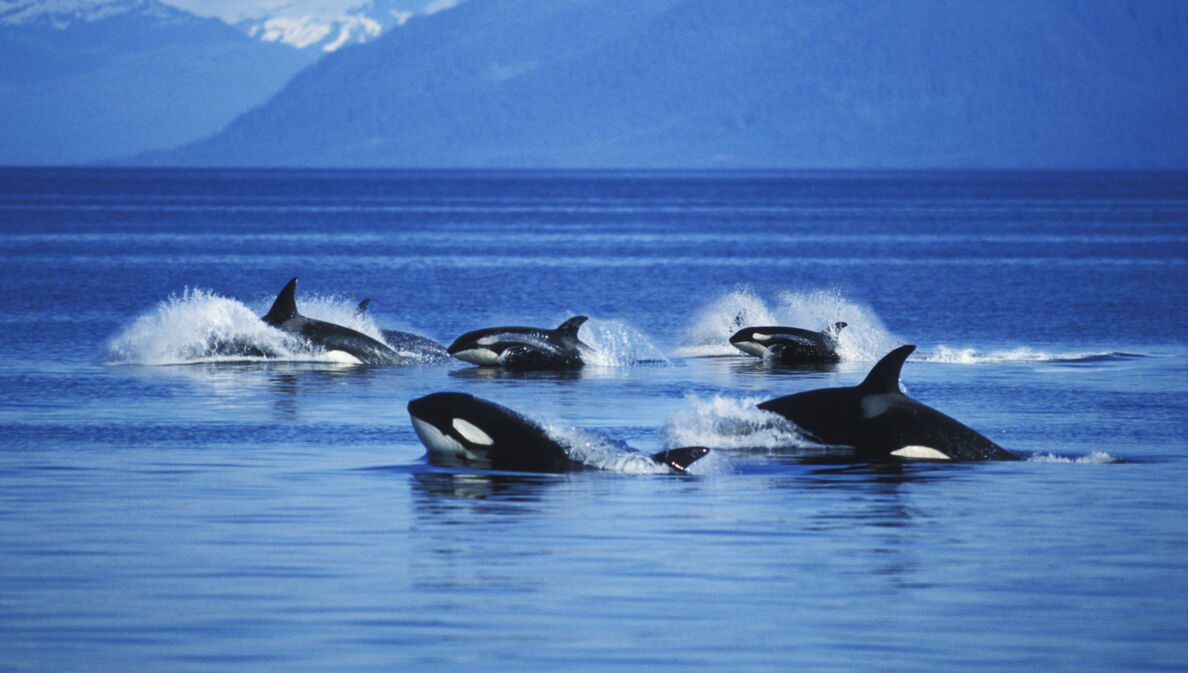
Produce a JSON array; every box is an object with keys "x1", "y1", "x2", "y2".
[{"x1": 1, "y1": 168, "x2": 1186, "y2": 672}]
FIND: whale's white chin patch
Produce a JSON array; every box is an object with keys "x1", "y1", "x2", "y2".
[
  {"x1": 452, "y1": 348, "x2": 500, "y2": 365},
  {"x1": 322, "y1": 350, "x2": 362, "y2": 364},
  {"x1": 891, "y1": 445, "x2": 951, "y2": 460},
  {"x1": 411, "y1": 417, "x2": 477, "y2": 461},
  {"x1": 734, "y1": 342, "x2": 769, "y2": 358},
  {"x1": 452, "y1": 418, "x2": 494, "y2": 446}
]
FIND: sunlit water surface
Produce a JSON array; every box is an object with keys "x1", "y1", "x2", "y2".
[{"x1": 1, "y1": 169, "x2": 1186, "y2": 671}]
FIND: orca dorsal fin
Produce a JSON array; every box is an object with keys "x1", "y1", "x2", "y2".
[
  {"x1": 652, "y1": 447, "x2": 710, "y2": 473},
  {"x1": 831, "y1": 321, "x2": 848, "y2": 334},
  {"x1": 356, "y1": 298, "x2": 372, "y2": 315},
  {"x1": 554, "y1": 316, "x2": 588, "y2": 339},
  {"x1": 262, "y1": 277, "x2": 301, "y2": 325},
  {"x1": 858, "y1": 345, "x2": 916, "y2": 393}
]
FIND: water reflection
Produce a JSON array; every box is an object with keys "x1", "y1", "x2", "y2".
[
  {"x1": 410, "y1": 470, "x2": 559, "y2": 505},
  {"x1": 776, "y1": 460, "x2": 982, "y2": 588},
  {"x1": 447, "y1": 366, "x2": 586, "y2": 382},
  {"x1": 116, "y1": 361, "x2": 384, "y2": 420},
  {"x1": 726, "y1": 358, "x2": 841, "y2": 376},
  {"x1": 403, "y1": 470, "x2": 562, "y2": 596}
]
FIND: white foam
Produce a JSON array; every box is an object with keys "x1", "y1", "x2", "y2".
[
  {"x1": 662, "y1": 394, "x2": 824, "y2": 452},
  {"x1": 920, "y1": 346, "x2": 1148, "y2": 365},
  {"x1": 675, "y1": 285, "x2": 901, "y2": 360},
  {"x1": 1026, "y1": 451, "x2": 1120, "y2": 464},
  {"x1": 545, "y1": 426, "x2": 672, "y2": 474},
  {"x1": 676, "y1": 285, "x2": 777, "y2": 357},
  {"x1": 104, "y1": 288, "x2": 304, "y2": 365},
  {"x1": 580, "y1": 318, "x2": 670, "y2": 367},
  {"x1": 105, "y1": 287, "x2": 392, "y2": 365}
]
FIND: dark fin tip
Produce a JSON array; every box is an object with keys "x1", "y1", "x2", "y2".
[
  {"x1": 859, "y1": 345, "x2": 916, "y2": 393},
  {"x1": 832, "y1": 321, "x2": 848, "y2": 333},
  {"x1": 556, "y1": 315, "x2": 589, "y2": 337},
  {"x1": 262, "y1": 277, "x2": 300, "y2": 325},
  {"x1": 654, "y1": 446, "x2": 710, "y2": 473},
  {"x1": 357, "y1": 298, "x2": 372, "y2": 314}
]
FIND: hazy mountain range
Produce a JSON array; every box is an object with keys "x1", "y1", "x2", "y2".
[
  {"x1": 0, "y1": 0, "x2": 317, "y2": 164},
  {"x1": 4, "y1": 0, "x2": 1186, "y2": 168}
]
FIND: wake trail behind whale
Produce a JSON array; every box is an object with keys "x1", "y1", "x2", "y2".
[{"x1": 920, "y1": 346, "x2": 1148, "y2": 365}]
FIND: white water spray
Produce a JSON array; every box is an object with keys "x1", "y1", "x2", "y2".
[
  {"x1": 676, "y1": 286, "x2": 901, "y2": 361},
  {"x1": 104, "y1": 288, "x2": 388, "y2": 365}
]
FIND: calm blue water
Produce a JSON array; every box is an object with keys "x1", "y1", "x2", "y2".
[{"x1": 1, "y1": 168, "x2": 1186, "y2": 672}]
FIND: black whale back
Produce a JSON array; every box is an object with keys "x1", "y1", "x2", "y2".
[{"x1": 758, "y1": 345, "x2": 1015, "y2": 461}]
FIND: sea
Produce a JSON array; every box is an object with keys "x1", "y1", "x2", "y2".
[{"x1": 1, "y1": 168, "x2": 1185, "y2": 672}]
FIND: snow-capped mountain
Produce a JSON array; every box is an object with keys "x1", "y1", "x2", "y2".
[
  {"x1": 0, "y1": 0, "x2": 316, "y2": 165},
  {"x1": 156, "y1": 0, "x2": 463, "y2": 52},
  {"x1": 236, "y1": 0, "x2": 458, "y2": 52}
]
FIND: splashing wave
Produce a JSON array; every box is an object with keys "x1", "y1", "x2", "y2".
[
  {"x1": 676, "y1": 285, "x2": 901, "y2": 361},
  {"x1": 104, "y1": 288, "x2": 387, "y2": 365},
  {"x1": 581, "y1": 318, "x2": 670, "y2": 367},
  {"x1": 662, "y1": 394, "x2": 830, "y2": 453}
]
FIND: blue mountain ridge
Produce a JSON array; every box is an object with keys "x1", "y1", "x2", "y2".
[
  {"x1": 0, "y1": 0, "x2": 317, "y2": 165},
  {"x1": 138, "y1": 0, "x2": 1188, "y2": 169}
]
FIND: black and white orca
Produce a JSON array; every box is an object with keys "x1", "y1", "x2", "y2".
[
  {"x1": 407, "y1": 392, "x2": 710, "y2": 473},
  {"x1": 730, "y1": 322, "x2": 847, "y2": 364},
  {"x1": 447, "y1": 316, "x2": 592, "y2": 369},
  {"x1": 261, "y1": 278, "x2": 405, "y2": 365},
  {"x1": 757, "y1": 345, "x2": 1016, "y2": 461},
  {"x1": 355, "y1": 298, "x2": 451, "y2": 362}
]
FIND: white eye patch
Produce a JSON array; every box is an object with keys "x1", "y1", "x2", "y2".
[
  {"x1": 452, "y1": 418, "x2": 494, "y2": 446},
  {"x1": 751, "y1": 333, "x2": 771, "y2": 341},
  {"x1": 891, "y1": 445, "x2": 951, "y2": 460}
]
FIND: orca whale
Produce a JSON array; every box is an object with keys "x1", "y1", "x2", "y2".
[
  {"x1": 730, "y1": 322, "x2": 847, "y2": 364},
  {"x1": 261, "y1": 278, "x2": 405, "y2": 365},
  {"x1": 355, "y1": 298, "x2": 451, "y2": 362},
  {"x1": 447, "y1": 316, "x2": 592, "y2": 369},
  {"x1": 408, "y1": 392, "x2": 710, "y2": 473},
  {"x1": 757, "y1": 345, "x2": 1016, "y2": 461}
]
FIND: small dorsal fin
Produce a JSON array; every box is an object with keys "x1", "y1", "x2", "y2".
[
  {"x1": 858, "y1": 345, "x2": 916, "y2": 393},
  {"x1": 831, "y1": 321, "x2": 848, "y2": 334},
  {"x1": 262, "y1": 277, "x2": 301, "y2": 325},
  {"x1": 554, "y1": 316, "x2": 588, "y2": 338},
  {"x1": 356, "y1": 298, "x2": 372, "y2": 315},
  {"x1": 652, "y1": 447, "x2": 710, "y2": 473}
]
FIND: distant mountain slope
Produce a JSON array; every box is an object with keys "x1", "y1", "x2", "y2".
[
  {"x1": 147, "y1": 0, "x2": 1188, "y2": 168},
  {"x1": 229, "y1": 0, "x2": 460, "y2": 53},
  {"x1": 0, "y1": 0, "x2": 317, "y2": 165}
]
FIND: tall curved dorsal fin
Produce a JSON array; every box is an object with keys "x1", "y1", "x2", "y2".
[
  {"x1": 858, "y1": 345, "x2": 916, "y2": 393},
  {"x1": 262, "y1": 277, "x2": 301, "y2": 325},
  {"x1": 554, "y1": 316, "x2": 588, "y2": 338}
]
